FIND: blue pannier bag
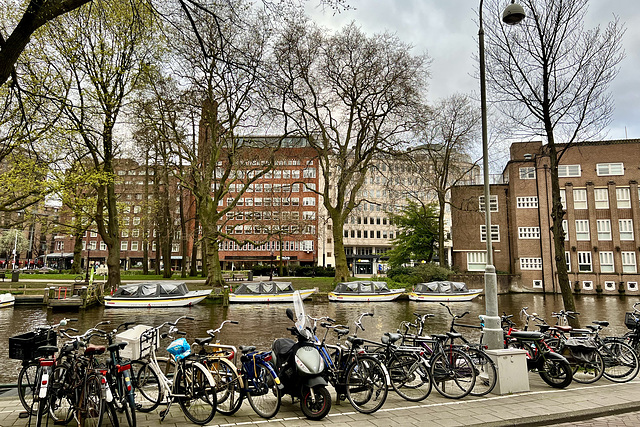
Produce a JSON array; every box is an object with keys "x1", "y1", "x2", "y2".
[{"x1": 167, "y1": 337, "x2": 191, "y2": 360}]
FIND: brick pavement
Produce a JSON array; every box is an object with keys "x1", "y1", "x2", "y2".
[{"x1": 2, "y1": 375, "x2": 640, "y2": 427}]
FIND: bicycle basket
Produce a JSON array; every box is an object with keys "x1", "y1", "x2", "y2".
[
  {"x1": 138, "y1": 327, "x2": 159, "y2": 359},
  {"x1": 117, "y1": 324, "x2": 154, "y2": 359},
  {"x1": 167, "y1": 338, "x2": 191, "y2": 361},
  {"x1": 625, "y1": 312, "x2": 639, "y2": 330},
  {"x1": 9, "y1": 330, "x2": 57, "y2": 360}
]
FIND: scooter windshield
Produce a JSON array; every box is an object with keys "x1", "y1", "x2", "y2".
[{"x1": 293, "y1": 290, "x2": 312, "y2": 340}]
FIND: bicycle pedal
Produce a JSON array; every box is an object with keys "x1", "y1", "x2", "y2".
[
  {"x1": 159, "y1": 408, "x2": 168, "y2": 418},
  {"x1": 18, "y1": 412, "x2": 28, "y2": 419}
]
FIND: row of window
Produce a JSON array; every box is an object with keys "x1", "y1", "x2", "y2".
[
  {"x1": 226, "y1": 197, "x2": 317, "y2": 207},
  {"x1": 344, "y1": 229, "x2": 396, "y2": 240},
  {"x1": 220, "y1": 239, "x2": 315, "y2": 252},
  {"x1": 225, "y1": 210, "x2": 315, "y2": 221},
  {"x1": 225, "y1": 224, "x2": 316, "y2": 235},
  {"x1": 348, "y1": 216, "x2": 391, "y2": 226},
  {"x1": 568, "y1": 218, "x2": 634, "y2": 241},
  {"x1": 516, "y1": 187, "x2": 638, "y2": 212},
  {"x1": 226, "y1": 182, "x2": 316, "y2": 194},
  {"x1": 519, "y1": 163, "x2": 624, "y2": 180},
  {"x1": 532, "y1": 280, "x2": 639, "y2": 291},
  {"x1": 466, "y1": 250, "x2": 638, "y2": 273}
]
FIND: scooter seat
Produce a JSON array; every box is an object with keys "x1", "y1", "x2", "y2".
[{"x1": 272, "y1": 338, "x2": 296, "y2": 359}]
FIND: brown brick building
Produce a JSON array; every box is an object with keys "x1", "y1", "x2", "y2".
[{"x1": 451, "y1": 139, "x2": 640, "y2": 294}]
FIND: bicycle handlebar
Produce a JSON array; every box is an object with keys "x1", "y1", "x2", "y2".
[{"x1": 207, "y1": 319, "x2": 239, "y2": 337}]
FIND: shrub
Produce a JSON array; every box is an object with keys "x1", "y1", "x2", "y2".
[{"x1": 385, "y1": 263, "x2": 453, "y2": 285}]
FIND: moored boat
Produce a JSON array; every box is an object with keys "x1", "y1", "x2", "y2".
[
  {"x1": 328, "y1": 281, "x2": 404, "y2": 302},
  {"x1": 104, "y1": 281, "x2": 211, "y2": 308},
  {"x1": 229, "y1": 281, "x2": 316, "y2": 303},
  {"x1": 408, "y1": 281, "x2": 482, "y2": 302},
  {"x1": 0, "y1": 293, "x2": 15, "y2": 308}
]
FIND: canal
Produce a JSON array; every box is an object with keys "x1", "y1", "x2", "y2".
[{"x1": 1, "y1": 293, "x2": 637, "y2": 383}]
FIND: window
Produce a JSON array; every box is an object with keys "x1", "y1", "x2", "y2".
[
  {"x1": 560, "y1": 189, "x2": 567, "y2": 210},
  {"x1": 596, "y1": 219, "x2": 612, "y2": 240},
  {"x1": 121, "y1": 229, "x2": 129, "y2": 238},
  {"x1": 578, "y1": 251, "x2": 592, "y2": 272},
  {"x1": 303, "y1": 197, "x2": 316, "y2": 206},
  {"x1": 558, "y1": 164, "x2": 581, "y2": 177},
  {"x1": 172, "y1": 243, "x2": 180, "y2": 253},
  {"x1": 582, "y1": 281, "x2": 593, "y2": 291},
  {"x1": 573, "y1": 189, "x2": 587, "y2": 209},
  {"x1": 467, "y1": 252, "x2": 486, "y2": 271},
  {"x1": 480, "y1": 225, "x2": 500, "y2": 242},
  {"x1": 303, "y1": 168, "x2": 316, "y2": 178},
  {"x1": 594, "y1": 188, "x2": 609, "y2": 209},
  {"x1": 133, "y1": 217, "x2": 141, "y2": 226},
  {"x1": 517, "y1": 197, "x2": 538, "y2": 208},
  {"x1": 520, "y1": 258, "x2": 542, "y2": 270},
  {"x1": 622, "y1": 252, "x2": 637, "y2": 273},
  {"x1": 616, "y1": 187, "x2": 631, "y2": 208},
  {"x1": 518, "y1": 227, "x2": 541, "y2": 239},
  {"x1": 533, "y1": 280, "x2": 543, "y2": 289},
  {"x1": 575, "y1": 220, "x2": 590, "y2": 241},
  {"x1": 628, "y1": 282, "x2": 638, "y2": 292},
  {"x1": 132, "y1": 229, "x2": 139, "y2": 237},
  {"x1": 562, "y1": 220, "x2": 569, "y2": 241},
  {"x1": 519, "y1": 167, "x2": 535, "y2": 179},
  {"x1": 120, "y1": 241, "x2": 128, "y2": 251},
  {"x1": 131, "y1": 241, "x2": 139, "y2": 251},
  {"x1": 100, "y1": 242, "x2": 107, "y2": 251},
  {"x1": 89, "y1": 241, "x2": 97, "y2": 250},
  {"x1": 596, "y1": 162, "x2": 624, "y2": 176},
  {"x1": 619, "y1": 219, "x2": 634, "y2": 240},
  {"x1": 478, "y1": 195, "x2": 498, "y2": 212},
  {"x1": 301, "y1": 240, "x2": 314, "y2": 252},
  {"x1": 565, "y1": 251, "x2": 571, "y2": 272},
  {"x1": 600, "y1": 251, "x2": 614, "y2": 273},
  {"x1": 304, "y1": 183, "x2": 316, "y2": 192},
  {"x1": 604, "y1": 281, "x2": 616, "y2": 291}
]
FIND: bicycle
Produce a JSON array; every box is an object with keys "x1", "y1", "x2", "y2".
[
  {"x1": 622, "y1": 302, "x2": 640, "y2": 354},
  {"x1": 311, "y1": 312, "x2": 389, "y2": 413},
  {"x1": 527, "y1": 309, "x2": 604, "y2": 384},
  {"x1": 131, "y1": 316, "x2": 217, "y2": 425},
  {"x1": 441, "y1": 303, "x2": 497, "y2": 396},
  {"x1": 583, "y1": 320, "x2": 639, "y2": 383}
]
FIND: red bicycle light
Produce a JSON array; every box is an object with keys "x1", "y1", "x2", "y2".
[
  {"x1": 117, "y1": 364, "x2": 131, "y2": 373},
  {"x1": 40, "y1": 360, "x2": 54, "y2": 367},
  {"x1": 264, "y1": 354, "x2": 272, "y2": 362},
  {"x1": 226, "y1": 351, "x2": 235, "y2": 361}
]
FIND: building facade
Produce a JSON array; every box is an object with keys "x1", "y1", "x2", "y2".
[{"x1": 451, "y1": 139, "x2": 640, "y2": 294}]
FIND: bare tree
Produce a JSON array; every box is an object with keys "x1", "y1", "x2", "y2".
[
  {"x1": 272, "y1": 21, "x2": 429, "y2": 281},
  {"x1": 484, "y1": 0, "x2": 625, "y2": 326}
]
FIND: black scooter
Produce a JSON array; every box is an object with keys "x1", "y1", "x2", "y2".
[{"x1": 271, "y1": 307, "x2": 332, "y2": 420}]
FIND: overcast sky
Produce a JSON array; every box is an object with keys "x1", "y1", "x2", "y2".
[{"x1": 305, "y1": 1, "x2": 639, "y2": 148}]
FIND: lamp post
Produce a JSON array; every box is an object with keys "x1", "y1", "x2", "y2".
[{"x1": 478, "y1": 0, "x2": 525, "y2": 350}]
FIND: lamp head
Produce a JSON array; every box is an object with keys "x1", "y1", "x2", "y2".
[{"x1": 502, "y1": 1, "x2": 525, "y2": 25}]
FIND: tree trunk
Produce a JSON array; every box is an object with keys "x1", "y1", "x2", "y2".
[
  {"x1": 71, "y1": 235, "x2": 83, "y2": 274},
  {"x1": 331, "y1": 215, "x2": 349, "y2": 281},
  {"x1": 437, "y1": 192, "x2": 447, "y2": 267},
  {"x1": 190, "y1": 215, "x2": 199, "y2": 277},
  {"x1": 204, "y1": 232, "x2": 224, "y2": 287}
]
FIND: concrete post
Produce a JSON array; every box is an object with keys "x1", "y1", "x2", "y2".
[
  {"x1": 43, "y1": 287, "x2": 49, "y2": 305},
  {"x1": 483, "y1": 265, "x2": 504, "y2": 350},
  {"x1": 223, "y1": 285, "x2": 229, "y2": 307},
  {"x1": 80, "y1": 286, "x2": 88, "y2": 308}
]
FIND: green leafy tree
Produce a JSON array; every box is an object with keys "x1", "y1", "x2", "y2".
[{"x1": 386, "y1": 201, "x2": 439, "y2": 268}]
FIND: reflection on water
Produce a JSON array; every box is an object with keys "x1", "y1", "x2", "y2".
[{"x1": 1, "y1": 293, "x2": 638, "y2": 383}]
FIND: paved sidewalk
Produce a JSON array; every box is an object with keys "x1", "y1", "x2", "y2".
[{"x1": 2, "y1": 375, "x2": 640, "y2": 427}]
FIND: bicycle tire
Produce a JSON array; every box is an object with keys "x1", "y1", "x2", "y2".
[
  {"x1": 388, "y1": 352, "x2": 432, "y2": 402},
  {"x1": 130, "y1": 360, "x2": 162, "y2": 413},
  {"x1": 48, "y1": 364, "x2": 74, "y2": 424},
  {"x1": 206, "y1": 357, "x2": 244, "y2": 416},
  {"x1": 571, "y1": 349, "x2": 604, "y2": 384},
  {"x1": 538, "y1": 357, "x2": 573, "y2": 388},
  {"x1": 35, "y1": 397, "x2": 47, "y2": 427},
  {"x1": 345, "y1": 355, "x2": 388, "y2": 413},
  {"x1": 17, "y1": 360, "x2": 39, "y2": 414},
  {"x1": 246, "y1": 362, "x2": 281, "y2": 419},
  {"x1": 176, "y1": 361, "x2": 216, "y2": 425},
  {"x1": 465, "y1": 348, "x2": 497, "y2": 396},
  {"x1": 103, "y1": 400, "x2": 120, "y2": 427},
  {"x1": 79, "y1": 374, "x2": 104, "y2": 427},
  {"x1": 599, "y1": 340, "x2": 639, "y2": 383},
  {"x1": 430, "y1": 349, "x2": 476, "y2": 399},
  {"x1": 118, "y1": 379, "x2": 136, "y2": 427}
]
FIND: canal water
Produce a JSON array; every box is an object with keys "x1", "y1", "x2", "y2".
[{"x1": 1, "y1": 293, "x2": 638, "y2": 383}]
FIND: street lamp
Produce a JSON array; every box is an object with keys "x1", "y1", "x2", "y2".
[{"x1": 478, "y1": 0, "x2": 525, "y2": 350}]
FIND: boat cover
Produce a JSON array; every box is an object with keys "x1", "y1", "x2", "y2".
[
  {"x1": 414, "y1": 281, "x2": 469, "y2": 294},
  {"x1": 112, "y1": 281, "x2": 190, "y2": 298},
  {"x1": 332, "y1": 281, "x2": 393, "y2": 294},
  {"x1": 233, "y1": 281, "x2": 294, "y2": 294}
]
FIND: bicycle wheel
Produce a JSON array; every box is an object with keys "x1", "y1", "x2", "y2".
[
  {"x1": 599, "y1": 340, "x2": 640, "y2": 383},
  {"x1": 130, "y1": 360, "x2": 161, "y2": 412},
  {"x1": 116, "y1": 376, "x2": 136, "y2": 427},
  {"x1": 571, "y1": 350, "x2": 604, "y2": 384},
  {"x1": 35, "y1": 397, "x2": 47, "y2": 427},
  {"x1": 345, "y1": 355, "x2": 388, "y2": 413},
  {"x1": 207, "y1": 358, "x2": 244, "y2": 416},
  {"x1": 538, "y1": 357, "x2": 573, "y2": 388},
  {"x1": 388, "y1": 352, "x2": 432, "y2": 402},
  {"x1": 465, "y1": 348, "x2": 497, "y2": 396},
  {"x1": 246, "y1": 363, "x2": 281, "y2": 419},
  {"x1": 102, "y1": 400, "x2": 120, "y2": 427},
  {"x1": 430, "y1": 349, "x2": 476, "y2": 399},
  {"x1": 79, "y1": 374, "x2": 104, "y2": 427},
  {"x1": 48, "y1": 364, "x2": 74, "y2": 424},
  {"x1": 176, "y1": 362, "x2": 216, "y2": 425},
  {"x1": 18, "y1": 360, "x2": 39, "y2": 414}
]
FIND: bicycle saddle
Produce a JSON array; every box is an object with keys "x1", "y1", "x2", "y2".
[
  {"x1": 446, "y1": 332, "x2": 462, "y2": 339},
  {"x1": 195, "y1": 337, "x2": 214, "y2": 346},
  {"x1": 381, "y1": 333, "x2": 401, "y2": 344},
  {"x1": 239, "y1": 345, "x2": 257, "y2": 353},
  {"x1": 347, "y1": 336, "x2": 364, "y2": 346},
  {"x1": 431, "y1": 334, "x2": 449, "y2": 341},
  {"x1": 36, "y1": 345, "x2": 59, "y2": 356},
  {"x1": 592, "y1": 320, "x2": 609, "y2": 327},
  {"x1": 553, "y1": 325, "x2": 572, "y2": 332},
  {"x1": 84, "y1": 344, "x2": 106, "y2": 356}
]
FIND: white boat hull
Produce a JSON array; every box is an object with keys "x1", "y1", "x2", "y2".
[
  {"x1": 0, "y1": 293, "x2": 15, "y2": 308},
  {"x1": 328, "y1": 290, "x2": 404, "y2": 302},
  {"x1": 408, "y1": 290, "x2": 482, "y2": 302},
  {"x1": 104, "y1": 290, "x2": 211, "y2": 308},
  {"x1": 229, "y1": 288, "x2": 316, "y2": 303}
]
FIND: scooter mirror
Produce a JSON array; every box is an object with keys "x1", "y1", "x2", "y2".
[{"x1": 286, "y1": 307, "x2": 295, "y2": 322}]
